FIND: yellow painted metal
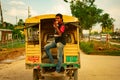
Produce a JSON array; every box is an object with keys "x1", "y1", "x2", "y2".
[
  {"x1": 63, "y1": 27, "x2": 80, "y2": 63},
  {"x1": 77, "y1": 28, "x2": 80, "y2": 47},
  {"x1": 25, "y1": 14, "x2": 78, "y2": 23},
  {"x1": 26, "y1": 51, "x2": 40, "y2": 54},
  {"x1": 65, "y1": 54, "x2": 78, "y2": 56},
  {"x1": 26, "y1": 45, "x2": 40, "y2": 54},
  {"x1": 39, "y1": 23, "x2": 42, "y2": 63},
  {"x1": 64, "y1": 44, "x2": 79, "y2": 63},
  {"x1": 26, "y1": 54, "x2": 41, "y2": 64},
  {"x1": 27, "y1": 47, "x2": 40, "y2": 51},
  {"x1": 27, "y1": 45, "x2": 39, "y2": 48},
  {"x1": 26, "y1": 44, "x2": 41, "y2": 63}
]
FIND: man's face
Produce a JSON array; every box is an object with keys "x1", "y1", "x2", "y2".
[{"x1": 55, "y1": 16, "x2": 62, "y2": 23}]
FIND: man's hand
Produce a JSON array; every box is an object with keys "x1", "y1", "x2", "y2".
[
  {"x1": 53, "y1": 21, "x2": 62, "y2": 36},
  {"x1": 53, "y1": 21, "x2": 59, "y2": 28}
]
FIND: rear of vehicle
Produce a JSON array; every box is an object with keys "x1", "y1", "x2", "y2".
[{"x1": 25, "y1": 14, "x2": 80, "y2": 80}]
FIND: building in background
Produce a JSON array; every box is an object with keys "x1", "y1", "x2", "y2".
[{"x1": 0, "y1": 29, "x2": 12, "y2": 43}]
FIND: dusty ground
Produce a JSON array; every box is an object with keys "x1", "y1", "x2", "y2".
[
  {"x1": 79, "y1": 52, "x2": 120, "y2": 80},
  {"x1": 0, "y1": 51, "x2": 120, "y2": 80},
  {"x1": 0, "y1": 48, "x2": 25, "y2": 61}
]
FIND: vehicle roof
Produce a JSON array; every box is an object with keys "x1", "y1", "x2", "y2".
[{"x1": 25, "y1": 14, "x2": 79, "y2": 23}]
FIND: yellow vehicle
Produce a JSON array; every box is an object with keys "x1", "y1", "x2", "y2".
[{"x1": 25, "y1": 14, "x2": 80, "y2": 80}]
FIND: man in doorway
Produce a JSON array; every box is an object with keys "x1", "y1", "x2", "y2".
[{"x1": 44, "y1": 13, "x2": 66, "y2": 75}]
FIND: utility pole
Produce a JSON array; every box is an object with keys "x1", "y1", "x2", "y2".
[
  {"x1": 0, "y1": 0, "x2": 4, "y2": 27},
  {"x1": 16, "y1": 16, "x2": 18, "y2": 25},
  {"x1": 28, "y1": 6, "x2": 31, "y2": 18}
]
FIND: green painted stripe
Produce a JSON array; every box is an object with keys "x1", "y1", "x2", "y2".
[{"x1": 26, "y1": 63, "x2": 80, "y2": 68}]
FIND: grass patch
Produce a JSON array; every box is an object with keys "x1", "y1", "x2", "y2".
[
  {"x1": 80, "y1": 41, "x2": 120, "y2": 56},
  {"x1": 0, "y1": 40, "x2": 25, "y2": 61},
  {"x1": 80, "y1": 41, "x2": 94, "y2": 54},
  {"x1": 0, "y1": 40, "x2": 25, "y2": 49},
  {"x1": 110, "y1": 39, "x2": 120, "y2": 43},
  {"x1": 8, "y1": 43, "x2": 25, "y2": 48}
]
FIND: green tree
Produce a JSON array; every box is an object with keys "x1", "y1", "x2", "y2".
[
  {"x1": 64, "y1": 0, "x2": 103, "y2": 41},
  {"x1": 18, "y1": 19, "x2": 24, "y2": 26},
  {"x1": 0, "y1": 22, "x2": 14, "y2": 29},
  {"x1": 5, "y1": 22, "x2": 14, "y2": 30},
  {"x1": 82, "y1": 0, "x2": 95, "y2": 6},
  {"x1": 64, "y1": 0, "x2": 95, "y2": 6},
  {"x1": 100, "y1": 13, "x2": 115, "y2": 33},
  {"x1": 15, "y1": 19, "x2": 25, "y2": 39}
]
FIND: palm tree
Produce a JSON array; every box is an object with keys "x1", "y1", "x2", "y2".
[{"x1": 100, "y1": 13, "x2": 115, "y2": 33}]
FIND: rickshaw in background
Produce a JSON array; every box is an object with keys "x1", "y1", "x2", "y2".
[{"x1": 24, "y1": 14, "x2": 80, "y2": 80}]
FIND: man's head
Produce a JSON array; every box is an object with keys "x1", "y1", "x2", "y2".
[{"x1": 55, "y1": 13, "x2": 63, "y2": 24}]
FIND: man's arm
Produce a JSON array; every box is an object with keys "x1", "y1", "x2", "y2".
[{"x1": 54, "y1": 26, "x2": 62, "y2": 36}]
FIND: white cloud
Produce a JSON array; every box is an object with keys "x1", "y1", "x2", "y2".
[
  {"x1": 3, "y1": 0, "x2": 72, "y2": 24},
  {"x1": 45, "y1": 2, "x2": 71, "y2": 15},
  {"x1": 53, "y1": 4, "x2": 71, "y2": 15},
  {"x1": 9, "y1": 0, "x2": 25, "y2": 6},
  {"x1": 5, "y1": 6, "x2": 38, "y2": 24},
  {"x1": 29, "y1": 7, "x2": 38, "y2": 17},
  {"x1": 104, "y1": 7, "x2": 120, "y2": 29},
  {"x1": 107, "y1": 7, "x2": 120, "y2": 18},
  {"x1": 6, "y1": 0, "x2": 27, "y2": 18},
  {"x1": 7, "y1": 7, "x2": 27, "y2": 17}
]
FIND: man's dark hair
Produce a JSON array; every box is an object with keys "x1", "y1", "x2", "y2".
[{"x1": 56, "y1": 13, "x2": 63, "y2": 19}]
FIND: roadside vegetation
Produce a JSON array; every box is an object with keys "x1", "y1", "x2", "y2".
[
  {"x1": 0, "y1": 40, "x2": 25, "y2": 61},
  {"x1": 0, "y1": 18, "x2": 25, "y2": 61},
  {"x1": 80, "y1": 41, "x2": 120, "y2": 56}
]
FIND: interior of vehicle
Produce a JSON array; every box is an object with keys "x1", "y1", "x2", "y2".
[{"x1": 40, "y1": 19, "x2": 78, "y2": 63}]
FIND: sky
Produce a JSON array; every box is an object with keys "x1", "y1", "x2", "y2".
[{"x1": 1, "y1": 0, "x2": 120, "y2": 31}]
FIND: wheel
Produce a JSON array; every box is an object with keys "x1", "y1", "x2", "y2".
[
  {"x1": 73, "y1": 69, "x2": 78, "y2": 80},
  {"x1": 33, "y1": 69, "x2": 39, "y2": 80}
]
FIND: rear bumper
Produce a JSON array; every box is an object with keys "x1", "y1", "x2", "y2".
[
  {"x1": 41, "y1": 72, "x2": 66, "y2": 77},
  {"x1": 25, "y1": 63, "x2": 80, "y2": 69}
]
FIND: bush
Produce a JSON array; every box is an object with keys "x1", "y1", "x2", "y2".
[
  {"x1": 80, "y1": 41, "x2": 94, "y2": 54},
  {"x1": 80, "y1": 41, "x2": 120, "y2": 56}
]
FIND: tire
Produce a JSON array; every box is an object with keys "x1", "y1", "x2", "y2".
[
  {"x1": 33, "y1": 69, "x2": 39, "y2": 80},
  {"x1": 74, "y1": 69, "x2": 78, "y2": 80}
]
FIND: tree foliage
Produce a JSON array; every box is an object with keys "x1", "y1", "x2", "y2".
[
  {"x1": 0, "y1": 19, "x2": 25, "y2": 39},
  {"x1": 64, "y1": 0, "x2": 115, "y2": 34},
  {"x1": 18, "y1": 19, "x2": 24, "y2": 26},
  {"x1": 65, "y1": 0, "x2": 103, "y2": 30},
  {"x1": 100, "y1": 13, "x2": 115, "y2": 33}
]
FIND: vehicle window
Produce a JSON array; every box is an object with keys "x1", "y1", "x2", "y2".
[{"x1": 65, "y1": 34, "x2": 72, "y2": 43}]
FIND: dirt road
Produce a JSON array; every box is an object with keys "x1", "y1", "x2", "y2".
[
  {"x1": 79, "y1": 53, "x2": 120, "y2": 80},
  {"x1": 0, "y1": 60, "x2": 32, "y2": 80},
  {"x1": 0, "y1": 51, "x2": 120, "y2": 80}
]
